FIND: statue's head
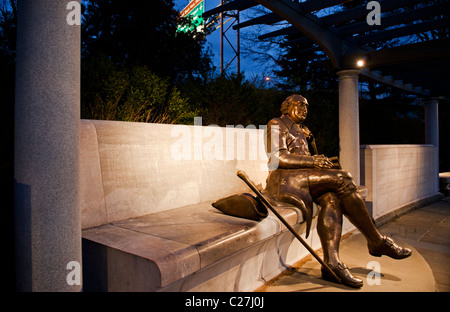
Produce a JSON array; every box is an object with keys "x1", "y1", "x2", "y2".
[{"x1": 281, "y1": 94, "x2": 309, "y2": 124}]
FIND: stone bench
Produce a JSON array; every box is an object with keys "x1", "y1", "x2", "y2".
[
  {"x1": 80, "y1": 119, "x2": 361, "y2": 292},
  {"x1": 439, "y1": 172, "x2": 450, "y2": 196}
]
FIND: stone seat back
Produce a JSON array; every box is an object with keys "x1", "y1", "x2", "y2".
[{"x1": 80, "y1": 119, "x2": 270, "y2": 229}]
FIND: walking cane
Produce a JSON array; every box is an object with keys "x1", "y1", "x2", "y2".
[{"x1": 236, "y1": 170, "x2": 340, "y2": 282}]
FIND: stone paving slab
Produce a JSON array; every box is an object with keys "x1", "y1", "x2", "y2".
[
  {"x1": 257, "y1": 233, "x2": 435, "y2": 292},
  {"x1": 258, "y1": 197, "x2": 450, "y2": 292}
]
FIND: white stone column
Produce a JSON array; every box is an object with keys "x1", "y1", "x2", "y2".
[
  {"x1": 14, "y1": 0, "x2": 81, "y2": 291},
  {"x1": 424, "y1": 98, "x2": 440, "y2": 190},
  {"x1": 337, "y1": 69, "x2": 361, "y2": 184}
]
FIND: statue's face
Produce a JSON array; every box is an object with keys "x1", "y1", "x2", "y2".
[{"x1": 288, "y1": 99, "x2": 309, "y2": 123}]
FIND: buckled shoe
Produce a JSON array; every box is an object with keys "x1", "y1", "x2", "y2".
[
  {"x1": 368, "y1": 236, "x2": 412, "y2": 259},
  {"x1": 321, "y1": 262, "x2": 363, "y2": 288}
]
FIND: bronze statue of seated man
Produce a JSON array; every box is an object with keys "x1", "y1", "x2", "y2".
[{"x1": 264, "y1": 94, "x2": 411, "y2": 288}]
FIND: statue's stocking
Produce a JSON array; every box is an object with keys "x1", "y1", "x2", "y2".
[
  {"x1": 316, "y1": 192, "x2": 342, "y2": 267},
  {"x1": 339, "y1": 192, "x2": 384, "y2": 247}
]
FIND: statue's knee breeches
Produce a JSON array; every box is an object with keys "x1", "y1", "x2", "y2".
[
  {"x1": 334, "y1": 170, "x2": 357, "y2": 198},
  {"x1": 308, "y1": 169, "x2": 357, "y2": 199}
]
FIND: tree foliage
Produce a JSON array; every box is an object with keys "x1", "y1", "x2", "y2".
[
  {"x1": 80, "y1": 0, "x2": 215, "y2": 123},
  {"x1": 178, "y1": 74, "x2": 288, "y2": 127},
  {"x1": 81, "y1": 54, "x2": 197, "y2": 124}
]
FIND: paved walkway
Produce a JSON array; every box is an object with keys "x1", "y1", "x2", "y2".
[{"x1": 257, "y1": 196, "x2": 450, "y2": 292}]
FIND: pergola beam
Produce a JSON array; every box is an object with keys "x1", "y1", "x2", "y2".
[
  {"x1": 202, "y1": 0, "x2": 257, "y2": 18},
  {"x1": 322, "y1": 0, "x2": 430, "y2": 27},
  {"x1": 234, "y1": 12, "x2": 281, "y2": 30},
  {"x1": 360, "y1": 69, "x2": 431, "y2": 97},
  {"x1": 393, "y1": 68, "x2": 450, "y2": 84},
  {"x1": 343, "y1": 38, "x2": 450, "y2": 68},
  {"x1": 374, "y1": 57, "x2": 449, "y2": 77},
  {"x1": 357, "y1": 17, "x2": 450, "y2": 45},
  {"x1": 283, "y1": 0, "x2": 445, "y2": 48},
  {"x1": 233, "y1": 0, "x2": 349, "y2": 30},
  {"x1": 339, "y1": 2, "x2": 450, "y2": 37},
  {"x1": 254, "y1": 0, "x2": 364, "y2": 67},
  {"x1": 258, "y1": 25, "x2": 298, "y2": 40}
]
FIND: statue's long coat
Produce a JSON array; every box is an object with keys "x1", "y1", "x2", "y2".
[{"x1": 264, "y1": 115, "x2": 317, "y2": 237}]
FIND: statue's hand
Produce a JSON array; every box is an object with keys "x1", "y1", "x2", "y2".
[{"x1": 313, "y1": 155, "x2": 333, "y2": 169}]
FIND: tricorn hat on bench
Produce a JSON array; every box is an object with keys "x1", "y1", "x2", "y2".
[{"x1": 212, "y1": 193, "x2": 268, "y2": 221}]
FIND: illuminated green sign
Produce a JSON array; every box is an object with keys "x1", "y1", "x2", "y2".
[{"x1": 177, "y1": 0, "x2": 205, "y2": 33}]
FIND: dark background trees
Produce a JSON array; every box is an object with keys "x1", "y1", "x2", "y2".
[
  {"x1": 82, "y1": 0, "x2": 213, "y2": 83},
  {"x1": 0, "y1": 0, "x2": 16, "y2": 291},
  {"x1": 0, "y1": 0, "x2": 15, "y2": 174},
  {"x1": 80, "y1": 0, "x2": 286, "y2": 127},
  {"x1": 80, "y1": 0, "x2": 214, "y2": 124}
]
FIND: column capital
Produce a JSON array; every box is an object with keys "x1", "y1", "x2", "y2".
[
  {"x1": 423, "y1": 97, "x2": 440, "y2": 105},
  {"x1": 337, "y1": 69, "x2": 360, "y2": 79}
]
